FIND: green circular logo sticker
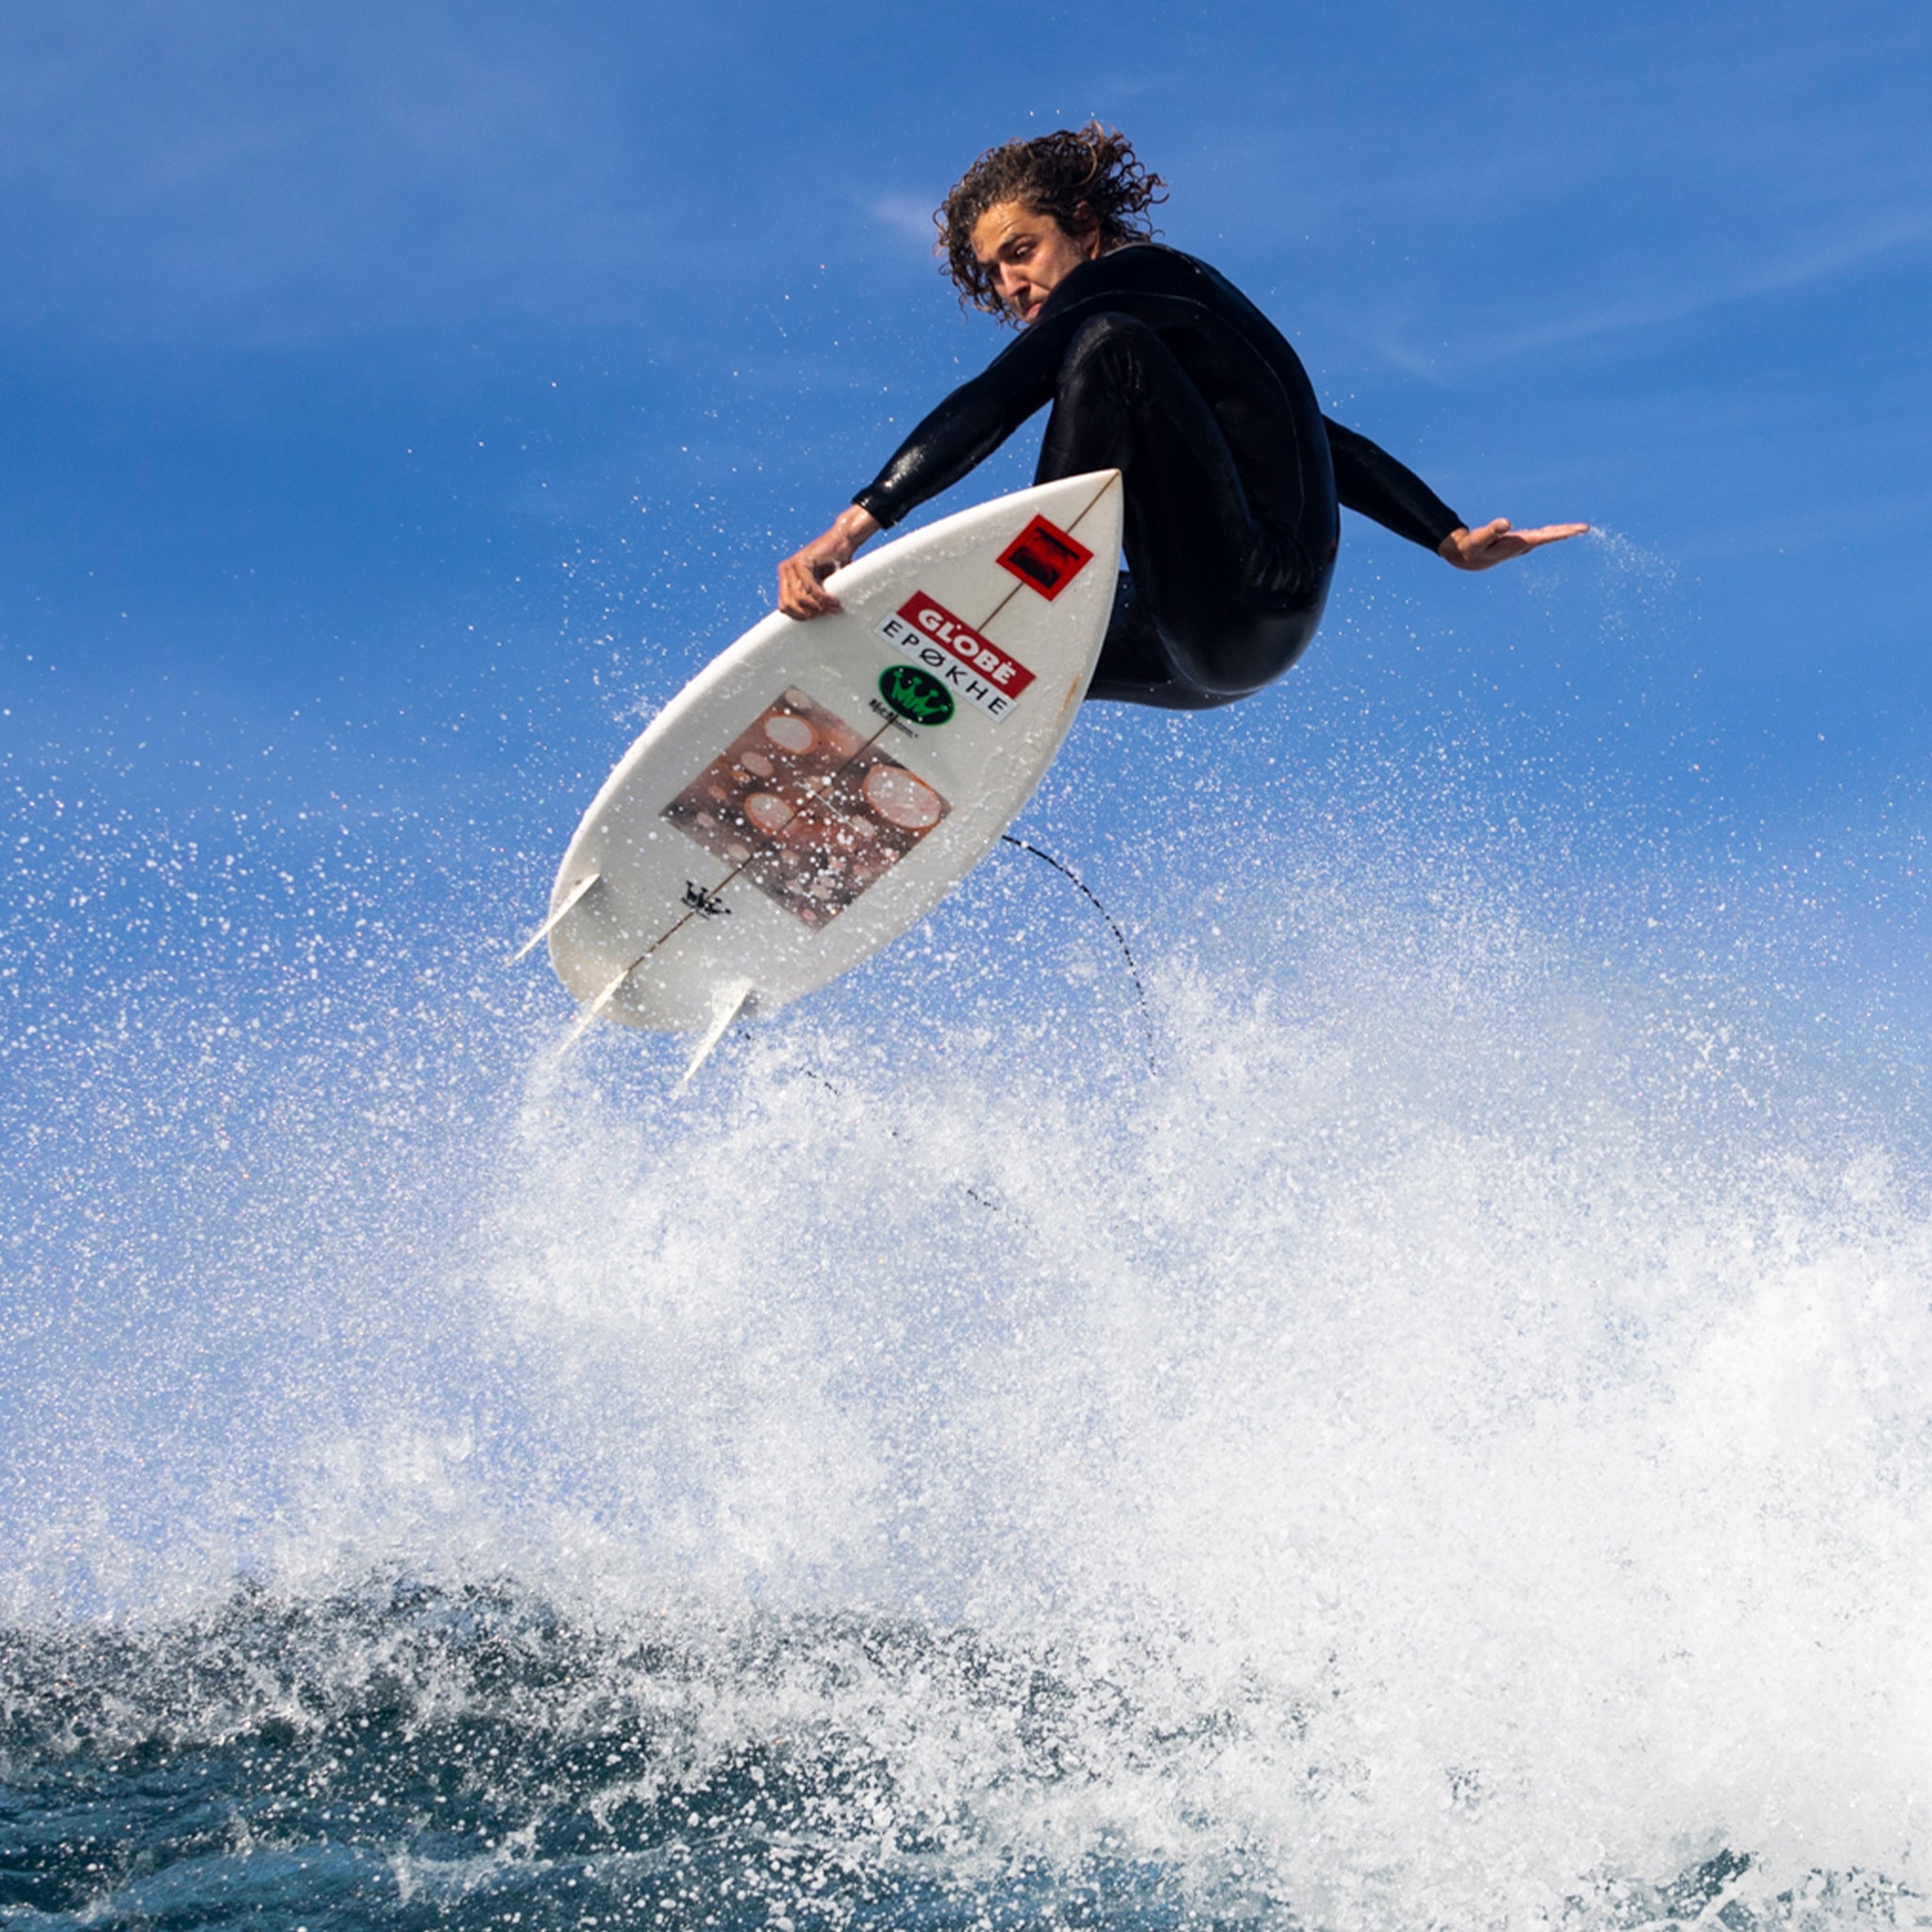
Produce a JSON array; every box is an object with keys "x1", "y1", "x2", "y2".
[{"x1": 878, "y1": 663, "x2": 955, "y2": 726}]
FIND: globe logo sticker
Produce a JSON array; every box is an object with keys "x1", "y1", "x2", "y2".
[{"x1": 878, "y1": 663, "x2": 955, "y2": 726}]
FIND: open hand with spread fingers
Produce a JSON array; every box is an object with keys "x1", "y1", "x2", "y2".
[{"x1": 1438, "y1": 518, "x2": 1591, "y2": 571}]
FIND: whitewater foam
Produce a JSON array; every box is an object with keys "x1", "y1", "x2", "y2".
[{"x1": 4, "y1": 812, "x2": 1930, "y2": 1928}]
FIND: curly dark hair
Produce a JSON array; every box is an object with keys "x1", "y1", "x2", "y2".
[{"x1": 936, "y1": 123, "x2": 1166, "y2": 321}]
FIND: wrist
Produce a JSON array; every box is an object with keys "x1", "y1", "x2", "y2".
[{"x1": 837, "y1": 505, "x2": 881, "y2": 550}]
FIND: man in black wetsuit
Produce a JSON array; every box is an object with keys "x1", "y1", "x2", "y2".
[{"x1": 778, "y1": 125, "x2": 1585, "y2": 710}]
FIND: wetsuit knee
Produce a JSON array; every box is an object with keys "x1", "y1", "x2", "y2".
[
  {"x1": 1167, "y1": 603, "x2": 1323, "y2": 700},
  {"x1": 1091, "y1": 574, "x2": 1326, "y2": 708}
]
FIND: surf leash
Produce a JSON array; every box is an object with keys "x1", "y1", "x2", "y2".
[{"x1": 999, "y1": 835, "x2": 1156, "y2": 1072}]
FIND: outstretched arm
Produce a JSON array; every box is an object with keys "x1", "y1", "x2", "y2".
[
  {"x1": 1324, "y1": 419, "x2": 1586, "y2": 569},
  {"x1": 1438, "y1": 518, "x2": 1590, "y2": 570}
]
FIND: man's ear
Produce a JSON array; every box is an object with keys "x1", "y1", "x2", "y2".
[{"x1": 1072, "y1": 200, "x2": 1102, "y2": 255}]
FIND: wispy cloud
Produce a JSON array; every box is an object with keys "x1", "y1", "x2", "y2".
[
  {"x1": 1375, "y1": 214, "x2": 1932, "y2": 377},
  {"x1": 1499, "y1": 216, "x2": 1932, "y2": 356},
  {"x1": 864, "y1": 193, "x2": 940, "y2": 249}
]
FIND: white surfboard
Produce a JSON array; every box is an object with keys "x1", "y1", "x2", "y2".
[{"x1": 535, "y1": 469, "x2": 1124, "y2": 1039}]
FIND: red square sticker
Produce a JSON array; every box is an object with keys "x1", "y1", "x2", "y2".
[{"x1": 995, "y1": 515, "x2": 1094, "y2": 601}]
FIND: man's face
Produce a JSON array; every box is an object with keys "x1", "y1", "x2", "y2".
[{"x1": 969, "y1": 201, "x2": 1099, "y2": 325}]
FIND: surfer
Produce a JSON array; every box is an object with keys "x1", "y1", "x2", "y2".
[{"x1": 778, "y1": 125, "x2": 1586, "y2": 709}]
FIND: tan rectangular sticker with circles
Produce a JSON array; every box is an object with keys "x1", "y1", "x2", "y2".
[{"x1": 662, "y1": 689, "x2": 949, "y2": 928}]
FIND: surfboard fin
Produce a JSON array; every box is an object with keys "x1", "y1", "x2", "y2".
[
  {"x1": 561, "y1": 958, "x2": 636, "y2": 1047},
  {"x1": 511, "y1": 872, "x2": 601, "y2": 964},
  {"x1": 680, "y1": 980, "x2": 757, "y2": 1088}
]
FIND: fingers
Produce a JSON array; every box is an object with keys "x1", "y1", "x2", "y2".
[
  {"x1": 776, "y1": 554, "x2": 842, "y2": 620},
  {"x1": 780, "y1": 584, "x2": 840, "y2": 619},
  {"x1": 777, "y1": 520, "x2": 863, "y2": 618},
  {"x1": 1446, "y1": 519, "x2": 1591, "y2": 571}
]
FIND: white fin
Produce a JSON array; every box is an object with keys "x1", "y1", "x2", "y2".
[
  {"x1": 512, "y1": 872, "x2": 601, "y2": 964},
  {"x1": 680, "y1": 980, "x2": 757, "y2": 1088},
  {"x1": 560, "y1": 958, "x2": 635, "y2": 1049}
]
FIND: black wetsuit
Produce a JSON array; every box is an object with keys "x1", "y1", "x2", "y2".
[{"x1": 853, "y1": 243, "x2": 1465, "y2": 710}]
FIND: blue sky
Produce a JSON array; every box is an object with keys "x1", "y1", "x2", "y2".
[{"x1": 3, "y1": 0, "x2": 1929, "y2": 1114}]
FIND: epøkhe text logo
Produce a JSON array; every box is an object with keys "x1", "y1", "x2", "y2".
[
  {"x1": 874, "y1": 591, "x2": 1035, "y2": 722},
  {"x1": 877, "y1": 663, "x2": 955, "y2": 726}
]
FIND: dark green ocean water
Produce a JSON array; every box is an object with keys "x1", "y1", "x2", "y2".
[{"x1": 4, "y1": 1579, "x2": 1918, "y2": 1932}]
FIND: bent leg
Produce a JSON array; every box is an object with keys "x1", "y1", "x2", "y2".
[
  {"x1": 1034, "y1": 314, "x2": 1331, "y2": 707},
  {"x1": 1080, "y1": 574, "x2": 1249, "y2": 710}
]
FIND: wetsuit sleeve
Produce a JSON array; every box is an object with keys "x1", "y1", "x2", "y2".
[
  {"x1": 1324, "y1": 419, "x2": 1464, "y2": 552},
  {"x1": 852, "y1": 322, "x2": 1074, "y2": 529}
]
